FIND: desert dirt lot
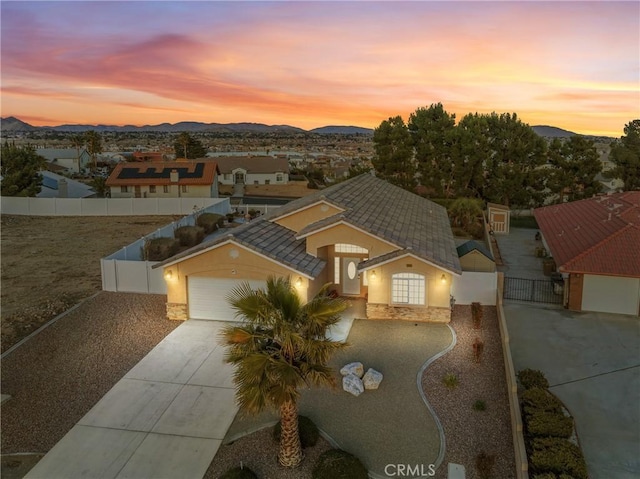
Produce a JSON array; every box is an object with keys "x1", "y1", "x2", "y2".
[{"x1": 0, "y1": 214, "x2": 180, "y2": 353}]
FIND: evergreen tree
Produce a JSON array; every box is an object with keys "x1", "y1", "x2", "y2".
[
  {"x1": 547, "y1": 136, "x2": 602, "y2": 203},
  {"x1": 1, "y1": 142, "x2": 46, "y2": 196},
  {"x1": 408, "y1": 103, "x2": 457, "y2": 197},
  {"x1": 609, "y1": 119, "x2": 640, "y2": 190},
  {"x1": 173, "y1": 132, "x2": 206, "y2": 159},
  {"x1": 372, "y1": 116, "x2": 415, "y2": 190},
  {"x1": 481, "y1": 112, "x2": 547, "y2": 208}
]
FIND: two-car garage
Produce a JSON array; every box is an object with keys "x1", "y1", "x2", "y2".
[{"x1": 187, "y1": 276, "x2": 266, "y2": 321}]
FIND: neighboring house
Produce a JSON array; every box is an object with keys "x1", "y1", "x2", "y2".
[
  {"x1": 457, "y1": 240, "x2": 496, "y2": 273},
  {"x1": 132, "y1": 151, "x2": 165, "y2": 162},
  {"x1": 38, "y1": 171, "x2": 96, "y2": 198},
  {"x1": 155, "y1": 174, "x2": 462, "y2": 322},
  {"x1": 106, "y1": 161, "x2": 219, "y2": 198},
  {"x1": 36, "y1": 148, "x2": 91, "y2": 174},
  {"x1": 534, "y1": 192, "x2": 640, "y2": 316},
  {"x1": 215, "y1": 156, "x2": 289, "y2": 186}
]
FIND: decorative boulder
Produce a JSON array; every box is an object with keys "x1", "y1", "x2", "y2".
[
  {"x1": 362, "y1": 368, "x2": 383, "y2": 390},
  {"x1": 342, "y1": 374, "x2": 365, "y2": 397},
  {"x1": 340, "y1": 362, "x2": 364, "y2": 378}
]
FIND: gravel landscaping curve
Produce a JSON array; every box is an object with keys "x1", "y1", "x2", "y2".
[
  {"x1": 1, "y1": 292, "x2": 179, "y2": 466},
  {"x1": 207, "y1": 306, "x2": 516, "y2": 479},
  {"x1": 423, "y1": 305, "x2": 516, "y2": 479}
]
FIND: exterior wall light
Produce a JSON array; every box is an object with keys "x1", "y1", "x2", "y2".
[
  {"x1": 441, "y1": 274, "x2": 447, "y2": 284},
  {"x1": 295, "y1": 277, "x2": 303, "y2": 288},
  {"x1": 164, "y1": 270, "x2": 173, "y2": 280},
  {"x1": 371, "y1": 270, "x2": 377, "y2": 280}
]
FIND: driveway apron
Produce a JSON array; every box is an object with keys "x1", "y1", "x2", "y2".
[{"x1": 25, "y1": 320, "x2": 238, "y2": 479}]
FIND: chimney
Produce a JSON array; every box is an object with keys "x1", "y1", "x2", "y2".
[
  {"x1": 58, "y1": 178, "x2": 68, "y2": 198},
  {"x1": 170, "y1": 169, "x2": 179, "y2": 183}
]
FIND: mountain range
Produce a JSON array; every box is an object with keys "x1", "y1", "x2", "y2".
[
  {"x1": 0, "y1": 117, "x2": 374, "y2": 135},
  {"x1": 0, "y1": 116, "x2": 586, "y2": 138}
]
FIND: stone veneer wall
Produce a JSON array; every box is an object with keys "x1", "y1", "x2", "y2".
[
  {"x1": 366, "y1": 304, "x2": 451, "y2": 322},
  {"x1": 166, "y1": 303, "x2": 188, "y2": 321}
]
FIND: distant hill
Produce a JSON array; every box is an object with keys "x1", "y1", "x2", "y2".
[
  {"x1": 0, "y1": 116, "x2": 39, "y2": 132},
  {"x1": 310, "y1": 125, "x2": 374, "y2": 135},
  {"x1": 1, "y1": 117, "x2": 594, "y2": 138},
  {"x1": 0, "y1": 117, "x2": 309, "y2": 134},
  {"x1": 532, "y1": 125, "x2": 577, "y2": 138}
]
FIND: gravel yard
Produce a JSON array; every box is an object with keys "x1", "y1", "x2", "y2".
[
  {"x1": 0, "y1": 214, "x2": 180, "y2": 353},
  {"x1": 423, "y1": 305, "x2": 516, "y2": 479},
  {"x1": 1, "y1": 292, "x2": 179, "y2": 458},
  {"x1": 207, "y1": 306, "x2": 516, "y2": 479}
]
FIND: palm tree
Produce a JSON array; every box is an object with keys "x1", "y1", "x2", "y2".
[
  {"x1": 222, "y1": 277, "x2": 348, "y2": 468},
  {"x1": 84, "y1": 130, "x2": 103, "y2": 172}
]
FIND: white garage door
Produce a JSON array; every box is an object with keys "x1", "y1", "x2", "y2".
[
  {"x1": 581, "y1": 275, "x2": 640, "y2": 316},
  {"x1": 188, "y1": 277, "x2": 266, "y2": 321}
]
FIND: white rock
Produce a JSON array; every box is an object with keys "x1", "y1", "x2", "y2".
[
  {"x1": 340, "y1": 361, "x2": 364, "y2": 378},
  {"x1": 362, "y1": 368, "x2": 383, "y2": 390},
  {"x1": 342, "y1": 374, "x2": 365, "y2": 396}
]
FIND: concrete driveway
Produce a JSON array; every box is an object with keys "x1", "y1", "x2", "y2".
[{"x1": 504, "y1": 302, "x2": 640, "y2": 479}]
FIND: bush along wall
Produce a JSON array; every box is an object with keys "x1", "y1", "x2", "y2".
[
  {"x1": 143, "y1": 237, "x2": 180, "y2": 261},
  {"x1": 517, "y1": 369, "x2": 588, "y2": 479}
]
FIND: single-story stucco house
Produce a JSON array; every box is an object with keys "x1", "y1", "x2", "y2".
[
  {"x1": 106, "y1": 161, "x2": 220, "y2": 198},
  {"x1": 534, "y1": 192, "x2": 640, "y2": 316},
  {"x1": 155, "y1": 174, "x2": 462, "y2": 322},
  {"x1": 36, "y1": 148, "x2": 91, "y2": 174},
  {"x1": 214, "y1": 156, "x2": 289, "y2": 186}
]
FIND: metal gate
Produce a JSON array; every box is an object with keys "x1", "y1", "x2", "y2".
[{"x1": 503, "y1": 277, "x2": 563, "y2": 304}]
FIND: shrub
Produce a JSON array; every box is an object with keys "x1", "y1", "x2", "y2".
[
  {"x1": 525, "y1": 411, "x2": 574, "y2": 439},
  {"x1": 473, "y1": 399, "x2": 487, "y2": 411},
  {"x1": 472, "y1": 337, "x2": 484, "y2": 363},
  {"x1": 531, "y1": 474, "x2": 575, "y2": 479},
  {"x1": 475, "y1": 451, "x2": 496, "y2": 479},
  {"x1": 143, "y1": 237, "x2": 180, "y2": 261},
  {"x1": 196, "y1": 213, "x2": 223, "y2": 234},
  {"x1": 312, "y1": 449, "x2": 368, "y2": 479},
  {"x1": 219, "y1": 466, "x2": 258, "y2": 479},
  {"x1": 226, "y1": 213, "x2": 235, "y2": 223},
  {"x1": 471, "y1": 302, "x2": 483, "y2": 329},
  {"x1": 521, "y1": 388, "x2": 563, "y2": 415},
  {"x1": 518, "y1": 368, "x2": 550, "y2": 390},
  {"x1": 442, "y1": 373, "x2": 459, "y2": 389},
  {"x1": 529, "y1": 437, "x2": 588, "y2": 479},
  {"x1": 273, "y1": 415, "x2": 320, "y2": 449},
  {"x1": 174, "y1": 225, "x2": 205, "y2": 247}
]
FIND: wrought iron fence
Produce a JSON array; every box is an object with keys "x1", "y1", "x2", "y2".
[{"x1": 503, "y1": 276, "x2": 563, "y2": 304}]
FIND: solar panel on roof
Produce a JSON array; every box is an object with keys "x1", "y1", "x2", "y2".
[
  {"x1": 117, "y1": 163, "x2": 205, "y2": 180},
  {"x1": 42, "y1": 176, "x2": 58, "y2": 190}
]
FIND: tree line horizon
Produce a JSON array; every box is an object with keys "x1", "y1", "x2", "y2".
[{"x1": 372, "y1": 103, "x2": 639, "y2": 208}]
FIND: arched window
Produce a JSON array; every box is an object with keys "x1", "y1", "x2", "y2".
[{"x1": 391, "y1": 273, "x2": 425, "y2": 305}]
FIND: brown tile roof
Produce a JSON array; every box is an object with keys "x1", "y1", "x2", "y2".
[
  {"x1": 105, "y1": 161, "x2": 219, "y2": 187},
  {"x1": 534, "y1": 192, "x2": 640, "y2": 277}
]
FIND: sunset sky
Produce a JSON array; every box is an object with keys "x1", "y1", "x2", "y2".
[{"x1": 1, "y1": 1, "x2": 638, "y2": 137}]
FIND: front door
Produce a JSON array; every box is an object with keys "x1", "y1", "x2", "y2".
[
  {"x1": 342, "y1": 257, "x2": 360, "y2": 295},
  {"x1": 234, "y1": 172, "x2": 245, "y2": 184},
  {"x1": 134, "y1": 185, "x2": 141, "y2": 198}
]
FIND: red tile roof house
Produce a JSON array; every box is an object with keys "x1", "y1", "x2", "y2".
[
  {"x1": 106, "y1": 161, "x2": 220, "y2": 198},
  {"x1": 534, "y1": 192, "x2": 640, "y2": 316}
]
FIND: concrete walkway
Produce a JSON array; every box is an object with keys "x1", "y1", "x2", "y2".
[{"x1": 26, "y1": 320, "x2": 238, "y2": 479}]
